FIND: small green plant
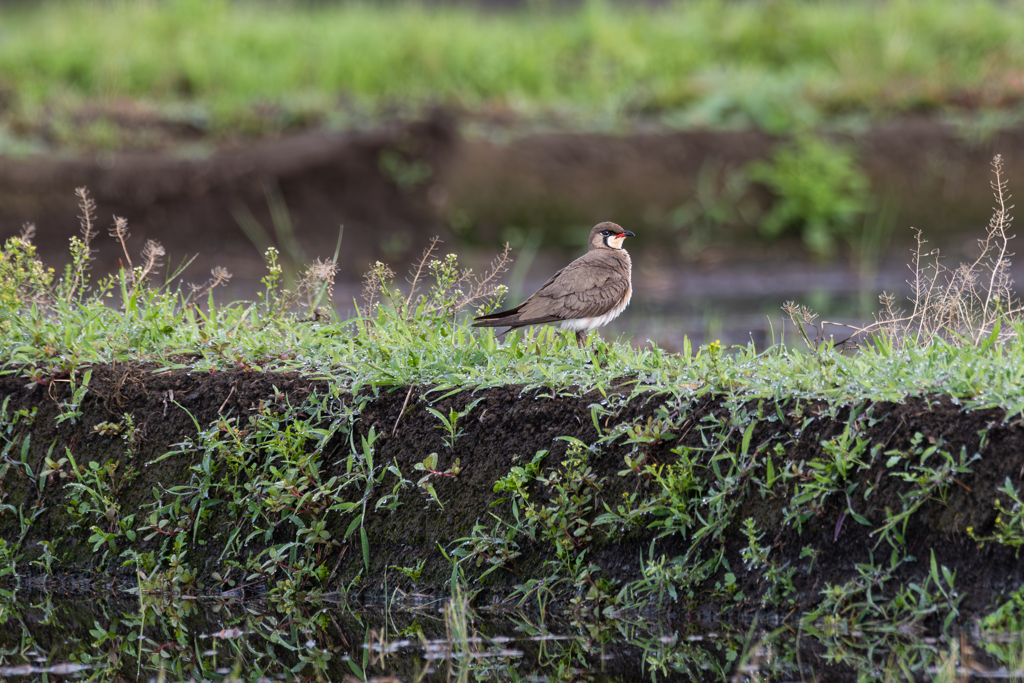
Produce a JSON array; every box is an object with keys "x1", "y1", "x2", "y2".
[
  {"x1": 30, "y1": 540, "x2": 54, "y2": 577},
  {"x1": 968, "y1": 477, "x2": 1024, "y2": 555},
  {"x1": 747, "y1": 134, "x2": 871, "y2": 258},
  {"x1": 426, "y1": 397, "x2": 484, "y2": 450},
  {"x1": 54, "y1": 369, "x2": 91, "y2": 426},
  {"x1": 800, "y1": 545, "x2": 820, "y2": 573},
  {"x1": 0, "y1": 538, "x2": 16, "y2": 597},
  {"x1": 0, "y1": 232, "x2": 52, "y2": 335},
  {"x1": 413, "y1": 452, "x2": 461, "y2": 508},
  {"x1": 330, "y1": 425, "x2": 410, "y2": 576},
  {"x1": 390, "y1": 559, "x2": 425, "y2": 582},
  {"x1": 378, "y1": 147, "x2": 432, "y2": 190},
  {"x1": 451, "y1": 519, "x2": 523, "y2": 582},
  {"x1": 873, "y1": 434, "x2": 978, "y2": 552},
  {"x1": 740, "y1": 518, "x2": 768, "y2": 570}
]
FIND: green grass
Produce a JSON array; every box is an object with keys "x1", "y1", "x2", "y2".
[
  {"x1": 4, "y1": 0, "x2": 1024, "y2": 143},
  {"x1": 2, "y1": 195, "x2": 1024, "y2": 414}
]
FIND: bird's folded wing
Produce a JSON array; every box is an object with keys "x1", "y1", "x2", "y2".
[
  {"x1": 519, "y1": 259, "x2": 629, "y2": 320},
  {"x1": 551, "y1": 278, "x2": 629, "y2": 319}
]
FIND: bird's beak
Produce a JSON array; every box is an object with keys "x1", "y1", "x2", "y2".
[{"x1": 621, "y1": 231, "x2": 635, "y2": 237}]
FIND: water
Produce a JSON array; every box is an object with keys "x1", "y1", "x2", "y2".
[{"x1": 1, "y1": 592, "x2": 1021, "y2": 682}]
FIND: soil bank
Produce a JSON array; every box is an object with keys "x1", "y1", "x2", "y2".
[{"x1": 0, "y1": 364, "x2": 1022, "y2": 624}]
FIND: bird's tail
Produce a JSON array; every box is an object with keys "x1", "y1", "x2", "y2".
[
  {"x1": 472, "y1": 305, "x2": 524, "y2": 327},
  {"x1": 471, "y1": 315, "x2": 519, "y2": 328}
]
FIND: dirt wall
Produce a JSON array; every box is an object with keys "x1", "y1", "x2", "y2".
[
  {"x1": 1, "y1": 115, "x2": 1022, "y2": 284},
  {"x1": 0, "y1": 365, "x2": 1022, "y2": 624}
]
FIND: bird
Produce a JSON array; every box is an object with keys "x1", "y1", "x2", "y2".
[{"x1": 473, "y1": 221, "x2": 635, "y2": 347}]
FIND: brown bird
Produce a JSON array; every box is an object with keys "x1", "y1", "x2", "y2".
[{"x1": 473, "y1": 222, "x2": 635, "y2": 346}]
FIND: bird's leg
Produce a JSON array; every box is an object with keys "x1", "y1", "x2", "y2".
[{"x1": 575, "y1": 330, "x2": 587, "y2": 348}]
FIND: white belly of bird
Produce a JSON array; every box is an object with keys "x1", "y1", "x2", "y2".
[{"x1": 559, "y1": 285, "x2": 632, "y2": 332}]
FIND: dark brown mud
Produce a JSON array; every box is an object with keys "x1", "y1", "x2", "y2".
[{"x1": 0, "y1": 365, "x2": 1022, "y2": 625}]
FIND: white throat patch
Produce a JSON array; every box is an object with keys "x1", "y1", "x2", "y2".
[{"x1": 606, "y1": 234, "x2": 627, "y2": 250}]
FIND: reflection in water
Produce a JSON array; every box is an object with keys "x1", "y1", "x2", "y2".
[{"x1": 0, "y1": 593, "x2": 1022, "y2": 681}]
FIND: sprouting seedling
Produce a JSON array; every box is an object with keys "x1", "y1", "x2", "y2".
[
  {"x1": 414, "y1": 452, "x2": 461, "y2": 508},
  {"x1": 426, "y1": 397, "x2": 484, "y2": 450}
]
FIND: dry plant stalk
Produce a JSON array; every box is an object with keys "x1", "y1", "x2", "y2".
[
  {"x1": 76, "y1": 187, "x2": 98, "y2": 250},
  {"x1": 878, "y1": 154, "x2": 1022, "y2": 346},
  {"x1": 138, "y1": 239, "x2": 165, "y2": 282},
  {"x1": 455, "y1": 242, "x2": 514, "y2": 314},
  {"x1": 361, "y1": 261, "x2": 394, "y2": 312},
  {"x1": 110, "y1": 215, "x2": 134, "y2": 274},
  {"x1": 360, "y1": 238, "x2": 512, "y2": 324},
  {"x1": 15, "y1": 187, "x2": 234, "y2": 313},
  {"x1": 401, "y1": 235, "x2": 444, "y2": 320},
  {"x1": 66, "y1": 187, "x2": 99, "y2": 301},
  {"x1": 189, "y1": 267, "x2": 234, "y2": 300},
  {"x1": 788, "y1": 155, "x2": 1023, "y2": 349},
  {"x1": 781, "y1": 300, "x2": 829, "y2": 348},
  {"x1": 107, "y1": 214, "x2": 167, "y2": 300}
]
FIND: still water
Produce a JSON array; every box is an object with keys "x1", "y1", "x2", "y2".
[{"x1": 1, "y1": 591, "x2": 1020, "y2": 682}]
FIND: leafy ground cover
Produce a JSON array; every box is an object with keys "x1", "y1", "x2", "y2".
[
  {"x1": 2, "y1": 0, "x2": 1024, "y2": 151},
  {"x1": 2, "y1": 182, "x2": 1024, "y2": 657}
]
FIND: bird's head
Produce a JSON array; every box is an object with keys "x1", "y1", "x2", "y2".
[{"x1": 589, "y1": 222, "x2": 635, "y2": 251}]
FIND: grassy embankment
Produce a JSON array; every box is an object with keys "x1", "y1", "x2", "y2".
[
  {"x1": 3, "y1": 0, "x2": 1024, "y2": 144},
  {"x1": 2, "y1": 161, "x2": 1024, "y2": 675}
]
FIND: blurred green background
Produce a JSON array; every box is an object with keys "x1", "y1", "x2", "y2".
[{"x1": 2, "y1": 0, "x2": 1020, "y2": 138}]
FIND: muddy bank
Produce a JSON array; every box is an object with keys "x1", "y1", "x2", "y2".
[
  {"x1": 1, "y1": 114, "x2": 1022, "y2": 282},
  {"x1": 0, "y1": 116, "x2": 457, "y2": 282},
  {"x1": 0, "y1": 364, "x2": 1022, "y2": 624}
]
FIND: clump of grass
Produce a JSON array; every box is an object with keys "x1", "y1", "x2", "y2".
[
  {"x1": 443, "y1": 583, "x2": 479, "y2": 682},
  {"x1": 748, "y1": 134, "x2": 871, "y2": 259},
  {"x1": 0, "y1": 187, "x2": 351, "y2": 374}
]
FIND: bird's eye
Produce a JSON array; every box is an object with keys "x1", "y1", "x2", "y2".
[{"x1": 600, "y1": 230, "x2": 611, "y2": 236}]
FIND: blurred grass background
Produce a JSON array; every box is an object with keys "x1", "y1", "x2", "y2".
[{"x1": 2, "y1": 0, "x2": 1024, "y2": 142}]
